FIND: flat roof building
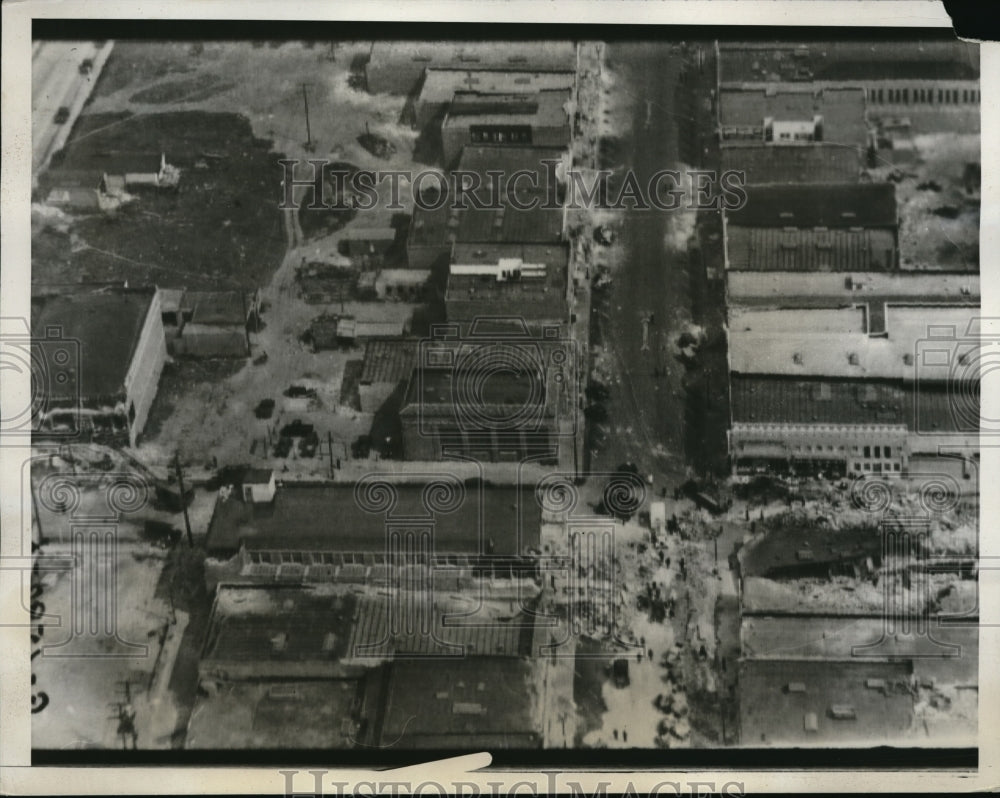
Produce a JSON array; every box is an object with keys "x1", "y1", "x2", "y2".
[
  {"x1": 366, "y1": 41, "x2": 576, "y2": 96},
  {"x1": 445, "y1": 242, "x2": 570, "y2": 336},
  {"x1": 406, "y1": 146, "x2": 566, "y2": 270},
  {"x1": 441, "y1": 89, "x2": 572, "y2": 166},
  {"x1": 738, "y1": 659, "x2": 915, "y2": 746},
  {"x1": 206, "y1": 480, "x2": 542, "y2": 560},
  {"x1": 726, "y1": 304, "x2": 979, "y2": 477},
  {"x1": 717, "y1": 40, "x2": 980, "y2": 134},
  {"x1": 31, "y1": 285, "x2": 166, "y2": 447},
  {"x1": 719, "y1": 86, "x2": 869, "y2": 149},
  {"x1": 413, "y1": 67, "x2": 575, "y2": 130},
  {"x1": 360, "y1": 657, "x2": 542, "y2": 749},
  {"x1": 720, "y1": 143, "x2": 863, "y2": 184}
]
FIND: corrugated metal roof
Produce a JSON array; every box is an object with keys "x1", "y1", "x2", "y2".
[
  {"x1": 360, "y1": 339, "x2": 418, "y2": 385},
  {"x1": 726, "y1": 227, "x2": 896, "y2": 272}
]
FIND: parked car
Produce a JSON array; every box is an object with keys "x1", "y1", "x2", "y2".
[
  {"x1": 79, "y1": 58, "x2": 93, "y2": 75},
  {"x1": 54, "y1": 106, "x2": 70, "y2": 124}
]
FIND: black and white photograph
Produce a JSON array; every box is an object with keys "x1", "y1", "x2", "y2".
[{"x1": 1, "y1": 1, "x2": 994, "y2": 794}]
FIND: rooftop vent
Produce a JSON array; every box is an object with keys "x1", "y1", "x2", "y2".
[
  {"x1": 830, "y1": 704, "x2": 857, "y2": 720},
  {"x1": 793, "y1": 352, "x2": 803, "y2": 364},
  {"x1": 848, "y1": 352, "x2": 860, "y2": 365}
]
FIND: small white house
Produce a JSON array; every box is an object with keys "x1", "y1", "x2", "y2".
[{"x1": 242, "y1": 469, "x2": 276, "y2": 504}]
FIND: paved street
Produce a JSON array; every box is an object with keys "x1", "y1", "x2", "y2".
[
  {"x1": 590, "y1": 42, "x2": 694, "y2": 486},
  {"x1": 32, "y1": 40, "x2": 113, "y2": 177}
]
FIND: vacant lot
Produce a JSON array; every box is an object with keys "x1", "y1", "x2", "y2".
[{"x1": 36, "y1": 111, "x2": 286, "y2": 289}]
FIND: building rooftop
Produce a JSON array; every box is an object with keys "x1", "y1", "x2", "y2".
[
  {"x1": 446, "y1": 242, "x2": 569, "y2": 300},
  {"x1": 730, "y1": 374, "x2": 973, "y2": 433},
  {"x1": 726, "y1": 183, "x2": 897, "y2": 228},
  {"x1": 454, "y1": 144, "x2": 568, "y2": 187},
  {"x1": 345, "y1": 592, "x2": 537, "y2": 660},
  {"x1": 726, "y1": 228, "x2": 896, "y2": 273},
  {"x1": 206, "y1": 482, "x2": 542, "y2": 557},
  {"x1": 360, "y1": 339, "x2": 419, "y2": 385},
  {"x1": 740, "y1": 615, "x2": 978, "y2": 683},
  {"x1": 721, "y1": 144, "x2": 862, "y2": 184},
  {"x1": 727, "y1": 304, "x2": 981, "y2": 380},
  {"x1": 719, "y1": 87, "x2": 868, "y2": 148},
  {"x1": 364, "y1": 657, "x2": 541, "y2": 749},
  {"x1": 368, "y1": 40, "x2": 576, "y2": 76},
  {"x1": 31, "y1": 286, "x2": 157, "y2": 402},
  {"x1": 416, "y1": 67, "x2": 575, "y2": 110},
  {"x1": 408, "y1": 146, "x2": 566, "y2": 251},
  {"x1": 444, "y1": 88, "x2": 571, "y2": 130},
  {"x1": 718, "y1": 39, "x2": 979, "y2": 85},
  {"x1": 185, "y1": 290, "x2": 248, "y2": 326},
  {"x1": 738, "y1": 658, "x2": 915, "y2": 746},
  {"x1": 185, "y1": 680, "x2": 362, "y2": 749},
  {"x1": 409, "y1": 196, "x2": 564, "y2": 249},
  {"x1": 727, "y1": 271, "x2": 979, "y2": 303},
  {"x1": 200, "y1": 585, "x2": 359, "y2": 671}
]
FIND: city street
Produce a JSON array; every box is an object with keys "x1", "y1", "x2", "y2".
[
  {"x1": 32, "y1": 40, "x2": 113, "y2": 177},
  {"x1": 590, "y1": 42, "x2": 697, "y2": 486}
]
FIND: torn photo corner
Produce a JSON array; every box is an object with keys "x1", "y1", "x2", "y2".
[{"x1": 0, "y1": 0, "x2": 994, "y2": 795}]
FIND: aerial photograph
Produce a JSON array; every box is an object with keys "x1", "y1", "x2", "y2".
[{"x1": 26, "y1": 30, "x2": 979, "y2": 757}]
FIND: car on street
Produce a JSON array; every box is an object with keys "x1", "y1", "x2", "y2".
[{"x1": 54, "y1": 106, "x2": 70, "y2": 124}]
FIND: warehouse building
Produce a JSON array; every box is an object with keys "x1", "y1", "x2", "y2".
[
  {"x1": 365, "y1": 40, "x2": 575, "y2": 96},
  {"x1": 720, "y1": 142, "x2": 863, "y2": 184},
  {"x1": 717, "y1": 39, "x2": 980, "y2": 133},
  {"x1": 441, "y1": 89, "x2": 573, "y2": 166},
  {"x1": 359, "y1": 658, "x2": 542, "y2": 749},
  {"x1": 723, "y1": 182, "x2": 898, "y2": 273},
  {"x1": 31, "y1": 285, "x2": 166, "y2": 447},
  {"x1": 398, "y1": 331, "x2": 578, "y2": 466},
  {"x1": 718, "y1": 86, "x2": 870, "y2": 150},
  {"x1": 412, "y1": 67, "x2": 575, "y2": 132},
  {"x1": 727, "y1": 304, "x2": 979, "y2": 479}
]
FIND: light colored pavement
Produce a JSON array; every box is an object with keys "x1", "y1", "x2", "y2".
[{"x1": 32, "y1": 40, "x2": 114, "y2": 178}]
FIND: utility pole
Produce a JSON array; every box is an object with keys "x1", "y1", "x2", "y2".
[
  {"x1": 301, "y1": 83, "x2": 314, "y2": 152},
  {"x1": 173, "y1": 452, "x2": 194, "y2": 548}
]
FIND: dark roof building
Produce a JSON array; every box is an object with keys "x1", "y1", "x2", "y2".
[
  {"x1": 725, "y1": 228, "x2": 896, "y2": 272},
  {"x1": 738, "y1": 659, "x2": 915, "y2": 746},
  {"x1": 31, "y1": 286, "x2": 166, "y2": 446},
  {"x1": 718, "y1": 87, "x2": 869, "y2": 149},
  {"x1": 361, "y1": 657, "x2": 542, "y2": 749},
  {"x1": 730, "y1": 374, "x2": 972, "y2": 434},
  {"x1": 358, "y1": 339, "x2": 419, "y2": 414},
  {"x1": 718, "y1": 40, "x2": 979, "y2": 86},
  {"x1": 206, "y1": 481, "x2": 542, "y2": 558},
  {"x1": 441, "y1": 89, "x2": 572, "y2": 166},
  {"x1": 406, "y1": 146, "x2": 566, "y2": 270},
  {"x1": 720, "y1": 143, "x2": 862, "y2": 184},
  {"x1": 727, "y1": 183, "x2": 897, "y2": 229}
]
